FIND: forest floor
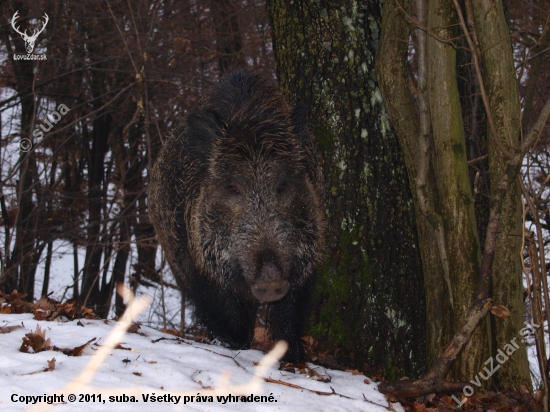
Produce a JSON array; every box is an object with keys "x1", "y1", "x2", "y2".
[
  {"x1": 0, "y1": 292, "x2": 400, "y2": 412},
  {"x1": 0, "y1": 291, "x2": 542, "y2": 412}
]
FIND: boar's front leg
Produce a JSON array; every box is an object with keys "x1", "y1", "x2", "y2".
[
  {"x1": 267, "y1": 275, "x2": 315, "y2": 363},
  {"x1": 189, "y1": 275, "x2": 257, "y2": 350}
]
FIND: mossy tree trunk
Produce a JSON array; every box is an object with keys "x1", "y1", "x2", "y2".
[
  {"x1": 425, "y1": 0, "x2": 488, "y2": 381},
  {"x1": 375, "y1": 0, "x2": 454, "y2": 371},
  {"x1": 268, "y1": 0, "x2": 426, "y2": 378},
  {"x1": 377, "y1": 0, "x2": 530, "y2": 389}
]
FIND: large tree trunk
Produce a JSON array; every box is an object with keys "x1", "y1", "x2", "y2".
[
  {"x1": 81, "y1": 113, "x2": 111, "y2": 309},
  {"x1": 426, "y1": 0, "x2": 489, "y2": 381},
  {"x1": 472, "y1": 0, "x2": 530, "y2": 389},
  {"x1": 268, "y1": 0, "x2": 426, "y2": 377},
  {"x1": 376, "y1": 0, "x2": 454, "y2": 370},
  {"x1": 80, "y1": 15, "x2": 115, "y2": 311}
]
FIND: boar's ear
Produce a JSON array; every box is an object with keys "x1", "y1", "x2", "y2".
[{"x1": 186, "y1": 108, "x2": 225, "y2": 158}]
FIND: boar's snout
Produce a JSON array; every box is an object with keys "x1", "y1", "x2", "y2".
[
  {"x1": 251, "y1": 281, "x2": 289, "y2": 301},
  {"x1": 251, "y1": 261, "x2": 289, "y2": 302}
]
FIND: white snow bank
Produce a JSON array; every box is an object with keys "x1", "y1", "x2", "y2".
[{"x1": 0, "y1": 313, "x2": 402, "y2": 412}]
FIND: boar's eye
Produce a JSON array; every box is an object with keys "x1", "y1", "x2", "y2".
[
  {"x1": 224, "y1": 181, "x2": 242, "y2": 195},
  {"x1": 277, "y1": 180, "x2": 293, "y2": 195}
]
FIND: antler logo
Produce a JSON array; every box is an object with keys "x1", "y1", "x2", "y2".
[{"x1": 11, "y1": 10, "x2": 49, "y2": 54}]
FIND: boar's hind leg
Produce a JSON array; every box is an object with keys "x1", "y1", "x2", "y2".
[
  {"x1": 190, "y1": 278, "x2": 256, "y2": 350},
  {"x1": 267, "y1": 276, "x2": 315, "y2": 364}
]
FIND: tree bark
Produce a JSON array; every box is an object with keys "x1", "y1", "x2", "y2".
[
  {"x1": 268, "y1": 0, "x2": 426, "y2": 377},
  {"x1": 0, "y1": 6, "x2": 40, "y2": 297},
  {"x1": 81, "y1": 113, "x2": 111, "y2": 309},
  {"x1": 376, "y1": 0, "x2": 454, "y2": 369},
  {"x1": 377, "y1": 0, "x2": 531, "y2": 390},
  {"x1": 41, "y1": 241, "x2": 53, "y2": 297},
  {"x1": 212, "y1": 0, "x2": 246, "y2": 74},
  {"x1": 471, "y1": 0, "x2": 531, "y2": 389},
  {"x1": 427, "y1": 0, "x2": 489, "y2": 382}
]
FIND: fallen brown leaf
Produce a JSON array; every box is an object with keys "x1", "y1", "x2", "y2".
[
  {"x1": 10, "y1": 298, "x2": 29, "y2": 314},
  {"x1": 25, "y1": 357, "x2": 57, "y2": 375},
  {"x1": 159, "y1": 328, "x2": 180, "y2": 337},
  {"x1": 46, "y1": 358, "x2": 56, "y2": 371},
  {"x1": 32, "y1": 296, "x2": 56, "y2": 320},
  {"x1": 54, "y1": 337, "x2": 96, "y2": 356},
  {"x1": 127, "y1": 322, "x2": 141, "y2": 334},
  {"x1": 20, "y1": 325, "x2": 52, "y2": 353},
  {"x1": 0, "y1": 292, "x2": 98, "y2": 320},
  {"x1": 490, "y1": 304, "x2": 512, "y2": 319},
  {"x1": 114, "y1": 343, "x2": 132, "y2": 350},
  {"x1": 414, "y1": 401, "x2": 427, "y2": 412},
  {"x1": 1, "y1": 290, "x2": 27, "y2": 302},
  {"x1": 424, "y1": 394, "x2": 436, "y2": 403},
  {"x1": 33, "y1": 311, "x2": 48, "y2": 321},
  {"x1": 438, "y1": 395, "x2": 458, "y2": 411},
  {"x1": 0, "y1": 325, "x2": 23, "y2": 334},
  {"x1": 302, "y1": 335, "x2": 317, "y2": 351}
]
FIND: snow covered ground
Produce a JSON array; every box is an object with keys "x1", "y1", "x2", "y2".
[
  {"x1": 3, "y1": 239, "x2": 540, "y2": 410},
  {"x1": 0, "y1": 312, "x2": 401, "y2": 412},
  {"x1": 31, "y1": 241, "x2": 190, "y2": 331}
]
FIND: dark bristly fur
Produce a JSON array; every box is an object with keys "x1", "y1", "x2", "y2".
[{"x1": 148, "y1": 70, "x2": 325, "y2": 363}]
